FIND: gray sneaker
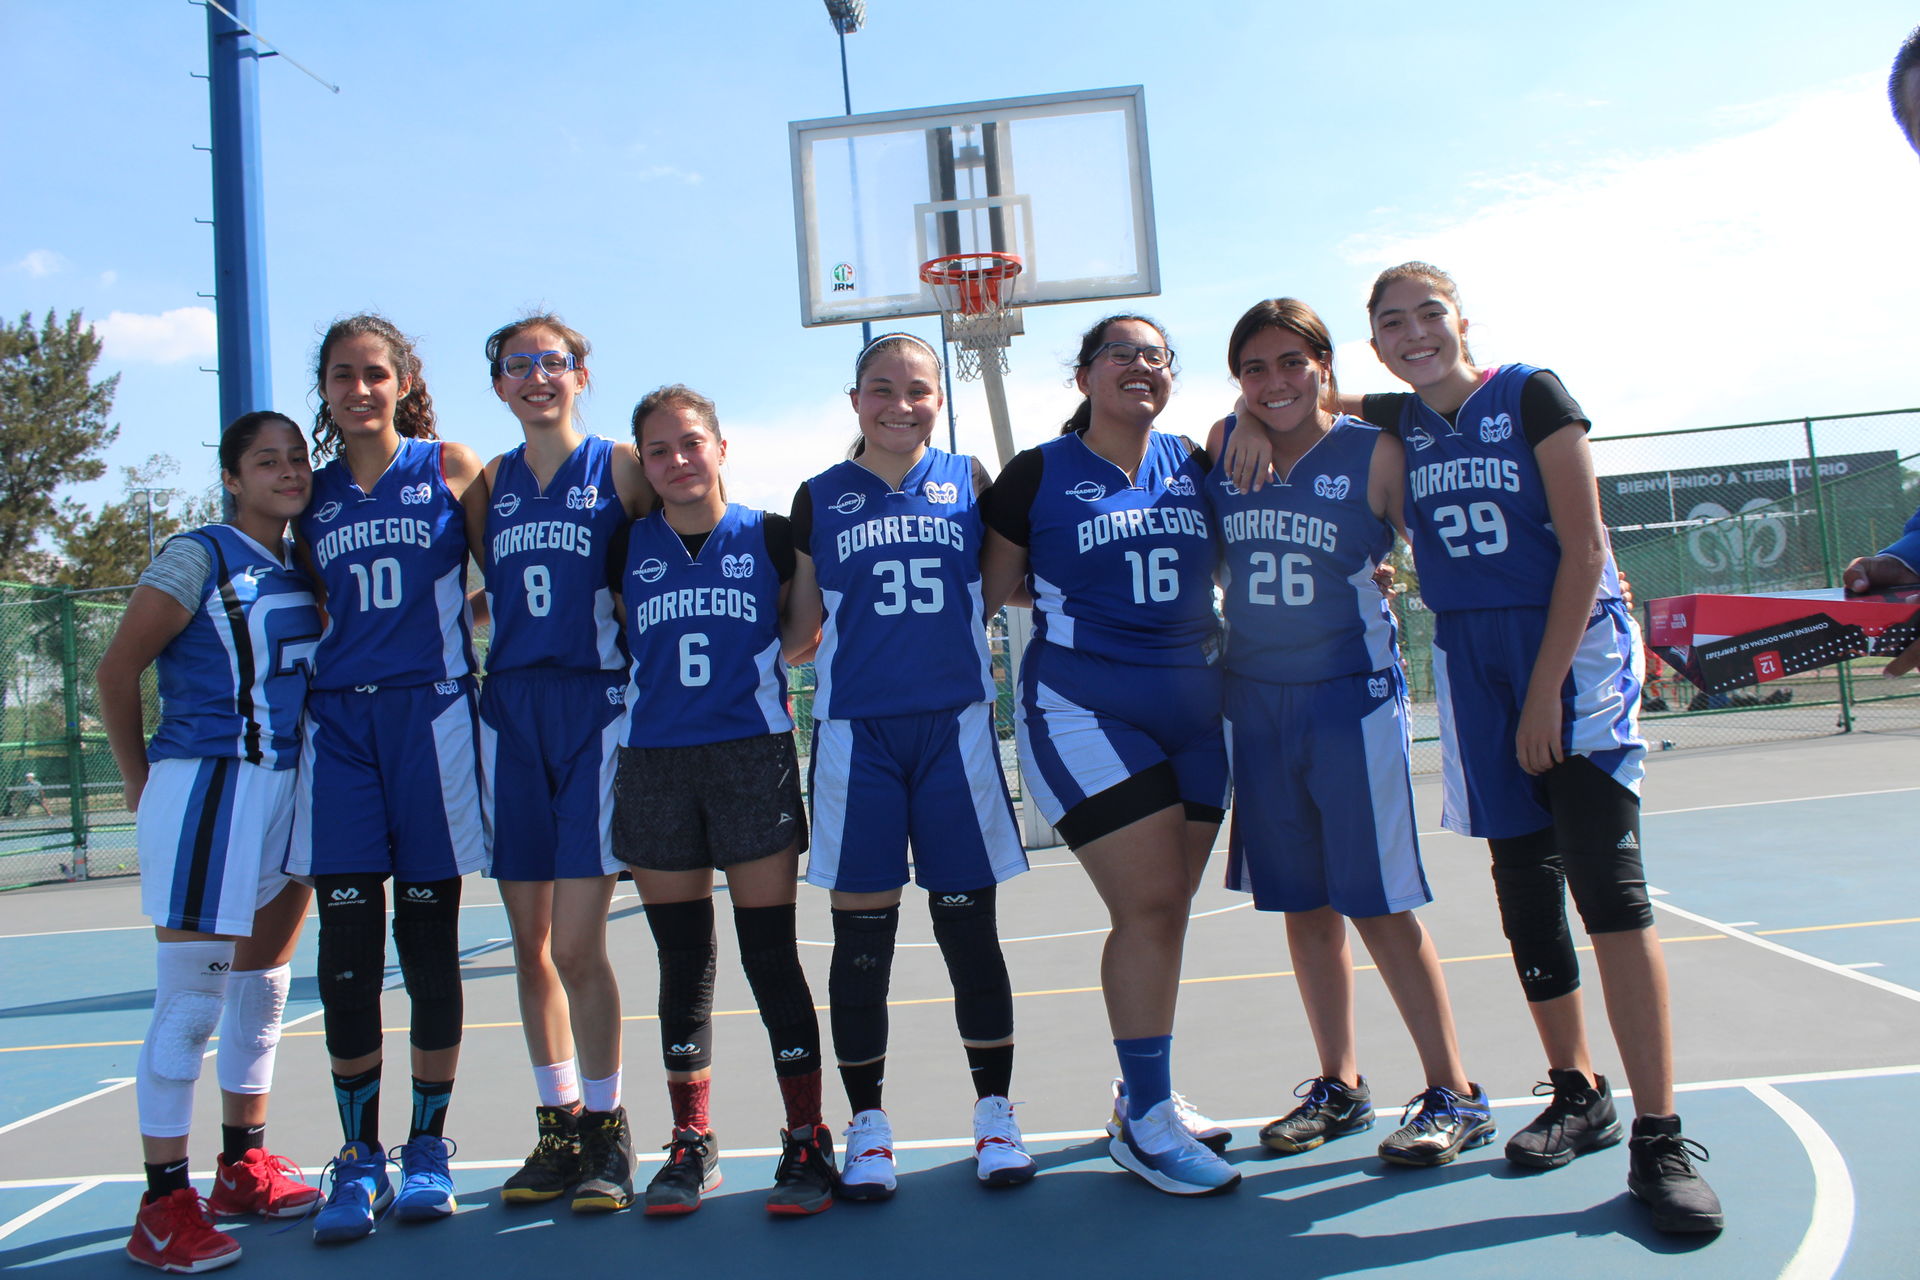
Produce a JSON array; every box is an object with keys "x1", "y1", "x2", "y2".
[{"x1": 1259, "y1": 1077, "x2": 1374, "y2": 1154}]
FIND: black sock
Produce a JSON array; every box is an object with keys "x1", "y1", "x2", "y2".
[
  {"x1": 411, "y1": 1077, "x2": 454, "y2": 1139},
  {"x1": 144, "y1": 1158, "x2": 190, "y2": 1202},
  {"x1": 221, "y1": 1123, "x2": 265, "y2": 1163},
  {"x1": 965, "y1": 1043, "x2": 1015, "y2": 1100},
  {"x1": 839, "y1": 1059, "x2": 885, "y2": 1115},
  {"x1": 332, "y1": 1065, "x2": 381, "y2": 1148}
]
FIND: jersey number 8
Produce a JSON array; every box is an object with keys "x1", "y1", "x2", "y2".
[{"x1": 524, "y1": 565, "x2": 551, "y2": 617}]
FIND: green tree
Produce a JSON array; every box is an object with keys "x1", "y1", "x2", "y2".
[
  {"x1": 0, "y1": 310, "x2": 120, "y2": 578},
  {"x1": 51, "y1": 455, "x2": 221, "y2": 591}
]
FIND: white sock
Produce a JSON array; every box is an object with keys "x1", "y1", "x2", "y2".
[
  {"x1": 582, "y1": 1070, "x2": 621, "y2": 1113},
  {"x1": 533, "y1": 1060, "x2": 580, "y2": 1108}
]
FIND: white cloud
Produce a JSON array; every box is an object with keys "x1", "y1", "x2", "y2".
[
  {"x1": 1336, "y1": 76, "x2": 1920, "y2": 442},
  {"x1": 12, "y1": 249, "x2": 65, "y2": 277},
  {"x1": 91, "y1": 307, "x2": 217, "y2": 364}
]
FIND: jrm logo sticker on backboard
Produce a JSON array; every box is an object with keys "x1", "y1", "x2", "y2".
[{"x1": 831, "y1": 263, "x2": 856, "y2": 292}]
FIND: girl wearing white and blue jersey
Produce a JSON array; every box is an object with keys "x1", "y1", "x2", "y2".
[
  {"x1": 1223, "y1": 264, "x2": 1721, "y2": 1234},
  {"x1": 785, "y1": 333, "x2": 1035, "y2": 1198},
  {"x1": 100, "y1": 411, "x2": 323, "y2": 1272},
  {"x1": 612, "y1": 386, "x2": 834, "y2": 1217},
  {"x1": 289, "y1": 314, "x2": 487, "y2": 1241},
  {"x1": 1205, "y1": 298, "x2": 1489, "y2": 1170},
  {"x1": 469, "y1": 314, "x2": 650, "y2": 1212},
  {"x1": 978, "y1": 315, "x2": 1238, "y2": 1198}
]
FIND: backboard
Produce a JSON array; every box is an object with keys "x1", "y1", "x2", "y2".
[{"x1": 790, "y1": 86, "x2": 1158, "y2": 327}]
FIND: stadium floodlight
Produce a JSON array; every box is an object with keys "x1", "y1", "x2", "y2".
[{"x1": 823, "y1": 0, "x2": 866, "y2": 36}]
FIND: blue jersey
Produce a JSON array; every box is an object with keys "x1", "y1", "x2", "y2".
[
  {"x1": 300, "y1": 438, "x2": 476, "y2": 689},
  {"x1": 1393, "y1": 364, "x2": 1622, "y2": 613},
  {"x1": 148, "y1": 525, "x2": 322, "y2": 769},
  {"x1": 622, "y1": 504, "x2": 789, "y2": 748},
  {"x1": 483, "y1": 435, "x2": 629, "y2": 673},
  {"x1": 1023, "y1": 431, "x2": 1218, "y2": 666},
  {"x1": 1209, "y1": 415, "x2": 1398, "y2": 683},
  {"x1": 804, "y1": 448, "x2": 993, "y2": 720}
]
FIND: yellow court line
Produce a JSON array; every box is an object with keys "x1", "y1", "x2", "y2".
[{"x1": 3, "y1": 918, "x2": 1910, "y2": 1056}]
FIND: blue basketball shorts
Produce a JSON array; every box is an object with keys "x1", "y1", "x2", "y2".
[
  {"x1": 1015, "y1": 640, "x2": 1228, "y2": 828},
  {"x1": 288, "y1": 678, "x2": 488, "y2": 879},
  {"x1": 1223, "y1": 667, "x2": 1430, "y2": 917},
  {"x1": 1432, "y1": 599, "x2": 1646, "y2": 839},
  {"x1": 806, "y1": 702, "x2": 1026, "y2": 894},
  {"x1": 479, "y1": 667, "x2": 627, "y2": 880},
  {"x1": 138, "y1": 756, "x2": 298, "y2": 936}
]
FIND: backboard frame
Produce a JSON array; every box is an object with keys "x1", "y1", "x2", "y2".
[{"x1": 789, "y1": 85, "x2": 1159, "y2": 328}]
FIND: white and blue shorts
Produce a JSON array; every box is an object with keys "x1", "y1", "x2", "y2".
[
  {"x1": 1016, "y1": 640, "x2": 1228, "y2": 843},
  {"x1": 1432, "y1": 599, "x2": 1646, "y2": 840},
  {"x1": 288, "y1": 678, "x2": 488, "y2": 880},
  {"x1": 139, "y1": 756, "x2": 297, "y2": 936},
  {"x1": 480, "y1": 667, "x2": 626, "y2": 881},
  {"x1": 1223, "y1": 666, "x2": 1429, "y2": 917},
  {"x1": 806, "y1": 702, "x2": 1025, "y2": 894}
]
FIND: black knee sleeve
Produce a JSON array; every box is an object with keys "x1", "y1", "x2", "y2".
[
  {"x1": 1488, "y1": 830, "x2": 1580, "y2": 1002},
  {"x1": 828, "y1": 904, "x2": 897, "y2": 1065},
  {"x1": 1544, "y1": 757, "x2": 1654, "y2": 935},
  {"x1": 392, "y1": 878, "x2": 463, "y2": 1052},
  {"x1": 646, "y1": 897, "x2": 716, "y2": 1072},
  {"x1": 927, "y1": 887, "x2": 1013, "y2": 1044},
  {"x1": 314, "y1": 873, "x2": 388, "y2": 1059},
  {"x1": 733, "y1": 904, "x2": 820, "y2": 1078}
]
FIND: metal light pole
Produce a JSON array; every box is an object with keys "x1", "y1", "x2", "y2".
[
  {"x1": 130, "y1": 488, "x2": 172, "y2": 564},
  {"x1": 821, "y1": 1, "x2": 872, "y2": 350}
]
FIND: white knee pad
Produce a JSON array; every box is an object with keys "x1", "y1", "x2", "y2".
[
  {"x1": 135, "y1": 940, "x2": 235, "y2": 1138},
  {"x1": 216, "y1": 963, "x2": 291, "y2": 1095}
]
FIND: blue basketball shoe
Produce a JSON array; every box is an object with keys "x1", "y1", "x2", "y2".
[
  {"x1": 1377, "y1": 1085, "x2": 1496, "y2": 1167},
  {"x1": 311, "y1": 1142, "x2": 393, "y2": 1243},
  {"x1": 393, "y1": 1135, "x2": 458, "y2": 1221},
  {"x1": 1109, "y1": 1098, "x2": 1241, "y2": 1196}
]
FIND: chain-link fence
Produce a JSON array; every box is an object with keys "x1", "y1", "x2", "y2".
[
  {"x1": 1396, "y1": 407, "x2": 1920, "y2": 772},
  {"x1": 6, "y1": 410, "x2": 1915, "y2": 888},
  {"x1": 0, "y1": 583, "x2": 138, "y2": 889}
]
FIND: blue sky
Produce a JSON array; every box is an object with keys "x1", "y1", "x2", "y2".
[{"x1": 5, "y1": 1, "x2": 1917, "y2": 516}]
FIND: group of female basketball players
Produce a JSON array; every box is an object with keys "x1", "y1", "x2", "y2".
[{"x1": 100, "y1": 260, "x2": 1722, "y2": 1273}]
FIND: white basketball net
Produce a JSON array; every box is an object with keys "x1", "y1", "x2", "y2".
[{"x1": 923, "y1": 254, "x2": 1022, "y2": 382}]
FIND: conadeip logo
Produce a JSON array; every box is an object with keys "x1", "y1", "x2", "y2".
[
  {"x1": 1405, "y1": 424, "x2": 1436, "y2": 452},
  {"x1": 493, "y1": 493, "x2": 521, "y2": 518},
  {"x1": 1217, "y1": 477, "x2": 1244, "y2": 498},
  {"x1": 721, "y1": 553, "x2": 756, "y2": 579},
  {"x1": 314, "y1": 500, "x2": 343, "y2": 524},
  {"x1": 1067, "y1": 480, "x2": 1107, "y2": 502},
  {"x1": 633, "y1": 558, "x2": 668, "y2": 584},
  {"x1": 830, "y1": 492, "x2": 866, "y2": 516},
  {"x1": 831, "y1": 262, "x2": 856, "y2": 293},
  {"x1": 1313, "y1": 474, "x2": 1351, "y2": 500}
]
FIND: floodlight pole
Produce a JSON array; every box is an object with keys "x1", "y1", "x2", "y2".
[
  {"x1": 824, "y1": 1, "x2": 872, "y2": 349},
  {"x1": 204, "y1": 0, "x2": 272, "y2": 427}
]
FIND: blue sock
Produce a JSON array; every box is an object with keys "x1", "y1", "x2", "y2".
[
  {"x1": 1114, "y1": 1035, "x2": 1172, "y2": 1120},
  {"x1": 331, "y1": 1066, "x2": 380, "y2": 1149}
]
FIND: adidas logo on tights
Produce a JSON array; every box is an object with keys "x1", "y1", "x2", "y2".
[{"x1": 1616, "y1": 833, "x2": 1639, "y2": 850}]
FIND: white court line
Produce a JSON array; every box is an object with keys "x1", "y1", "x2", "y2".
[
  {"x1": 0, "y1": 1179, "x2": 99, "y2": 1243},
  {"x1": 797, "y1": 900, "x2": 1254, "y2": 948},
  {"x1": 0, "y1": 1080, "x2": 132, "y2": 1138},
  {"x1": 3, "y1": 1063, "x2": 1914, "y2": 1193},
  {"x1": 1413, "y1": 783, "x2": 1920, "y2": 839},
  {"x1": 1749, "y1": 1082, "x2": 1855, "y2": 1280},
  {"x1": 1652, "y1": 898, "x2": 1920, "y2": 1006}
]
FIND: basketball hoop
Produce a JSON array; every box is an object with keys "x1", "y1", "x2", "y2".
[{"x1": 921, "y1": 252, "x2": 1023, "y2": 381}]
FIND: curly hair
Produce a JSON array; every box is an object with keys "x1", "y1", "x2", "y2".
[{"x1": 311, "y1": 313, "x2": 438, "y2": 459}]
